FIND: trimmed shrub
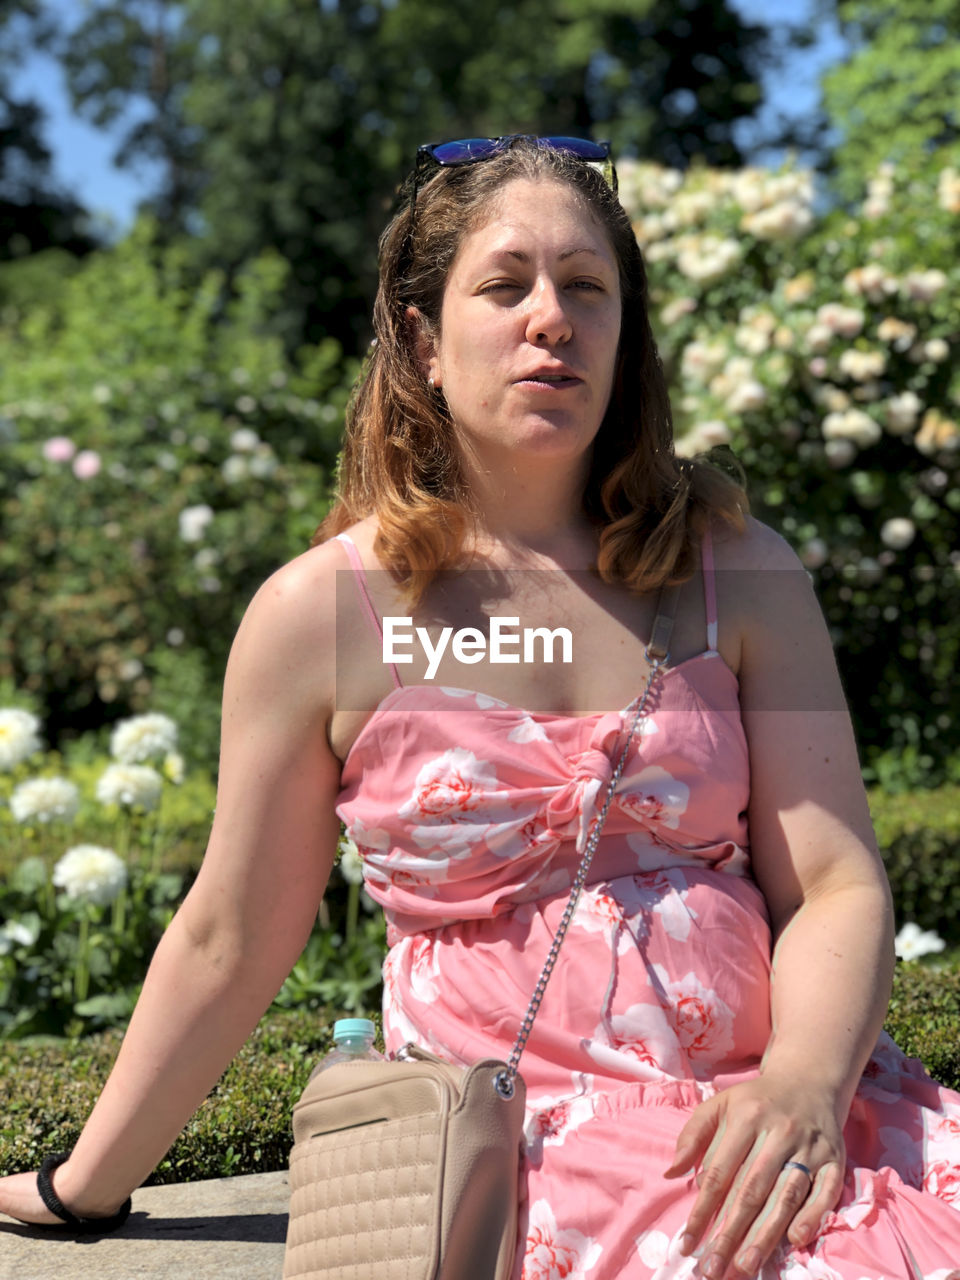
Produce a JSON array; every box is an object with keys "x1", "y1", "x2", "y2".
[
  {"x1": 886, "y1": 962, "x2": 960, "y2": 1091},
  {"x1": 870, "y1": 785, "x2": 960, "y2": 943},
  {"x1": 0, "y1": 980, "x2": 957, "y2": 1184},
  {"x1": 0, "y1": 1006, "x2": 380, "y2": 1182}
]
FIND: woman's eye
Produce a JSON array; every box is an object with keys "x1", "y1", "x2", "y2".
[
  {"x1": 479, "y1": 281, "x2": 521, "y2": 294},
  {"x1": 569, "y1": 279, "x2": 604, "y2": 291}
]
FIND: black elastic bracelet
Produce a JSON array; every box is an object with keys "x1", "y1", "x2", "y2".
[{"x1": 37, "y1": 1152, "x2": 132, "y2": 1235}]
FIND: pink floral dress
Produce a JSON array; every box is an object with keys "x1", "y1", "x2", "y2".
[{"x1": 334, "y1": 530, "x2": 960, "y2": 1279}]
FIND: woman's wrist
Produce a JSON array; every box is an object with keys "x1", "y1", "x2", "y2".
[{"x1": 46, "y1": 1152, "x2": 133, "y2": 1222}]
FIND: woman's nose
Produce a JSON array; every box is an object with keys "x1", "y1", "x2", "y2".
[{"x1": 525, "y1": 281, "x2": 573, "y2": 346}]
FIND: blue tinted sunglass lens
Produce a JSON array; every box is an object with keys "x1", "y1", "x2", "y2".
[
  {"x1": 540, "y1": 137, "x2": 609, "y2": 160},
  {"x1": 429, "y1": 138, "x2": 503, "y2": 165}
]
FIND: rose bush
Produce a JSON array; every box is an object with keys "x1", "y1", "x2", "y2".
[
  {"x1": 617, "y1": 156, "x2": 960, "y2": 780},
  {"x1": 0, "y1": 217, "x2": 357, "y2": 766}
]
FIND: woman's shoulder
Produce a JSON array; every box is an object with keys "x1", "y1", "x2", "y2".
[{"x1": 710, "y1": 514, "x2": 803, "y2": 574}]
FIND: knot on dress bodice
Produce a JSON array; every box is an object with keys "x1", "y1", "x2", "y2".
[
  {"x1": 544, "y1": 747, "x2": 615, "y2": 853},
  {"x1": 335, "y1": 667, "x2": 750, "y2": 939}
]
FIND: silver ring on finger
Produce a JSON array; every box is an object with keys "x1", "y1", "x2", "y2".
[{"x1": 781, "y1": 1160, "x2": 813, "y2": 1183}]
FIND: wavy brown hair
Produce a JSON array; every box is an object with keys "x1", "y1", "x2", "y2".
[{"x1": 314, "y1": 138, "x2": 746, "y2": 602}]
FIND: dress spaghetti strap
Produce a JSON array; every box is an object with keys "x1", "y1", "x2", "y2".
[
  {"x1": 701, "y1": 524, "x2": 719, "y2": 653},
  {"x1": 335, "y1": 532, "x2": 404, "y2": 690}
]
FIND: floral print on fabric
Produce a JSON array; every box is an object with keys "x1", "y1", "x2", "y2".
[{"x1": 336, "y1": 658, "x2": 960, "y2": 1277}]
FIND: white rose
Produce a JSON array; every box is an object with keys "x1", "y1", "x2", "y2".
[
  {"x1": 96, "y1": 763, "x2": 163, "y2": 811},
  {"x1": 803, "y1": 324, "x2": 833, "y2": 353},
  {"x1": 799, "y1": 538, "x2": 829, "y2": 569},
  {"x1": 53, "y1": 845, "x2": 128, "y2": 907},
  {"x1": 110, "y1": 712, "x2": 178, "y2": 763},
  {"x1": 924, "y1": 338, "x2": 950, "y2": 362},
  {"x1": 10, "y1": 776, "x2": 80, "y2": 823},
  {"x1": 838, "y1": 349, "x2": 887, "y2": 381},
  {"x1": 880, "y1": 518, "x2": 916, "y2": 550},
  {"x1": 821, "y1": 410, "x2": 882, "y2": 449},
  {"x1": 0, "y1": 708, "x2": 42, "y2": 771},
  {"x1": 901, "y1": 269, "x2": 948, "y2": 302},
  {"x1": 824, "y1": 439, "x2": 857, "y2": 468},
  {"x1": 816, "y1": 303, "x2": 865, "y2": 339},
  {"x1": 229, "y1": 427, "x2": 260, "y2": 452},
  {"x1": 884, "y1": 392, "x2": 923, "y2": 435},
  {"x1": 725, "y1": 380, "x2": 768, "y2": 414},
  {"x1": 660, "y1": 297, "x2": 697, "y2": 326},
  {"x1": 178, "y1": 504, "x2": 214, "y2": 543},
  {"x1": 680, "y1": 340, "x2": 728, "y2": 384},
  {"x1": 221, "y1": 455, "x2": 249, "y2": 483}
]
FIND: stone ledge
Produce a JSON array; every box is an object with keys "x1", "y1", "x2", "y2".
[{"x1": 0, "y1": 1169, "x2": 289, "y2": 1280}]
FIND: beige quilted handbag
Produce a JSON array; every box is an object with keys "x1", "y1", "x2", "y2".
[
  {"x1": 283, "y1": 642, "x2": 672, "y2": 1280},
  {"x1": 284, "y1": 1046, "x2": 526, "y2": 1280}
]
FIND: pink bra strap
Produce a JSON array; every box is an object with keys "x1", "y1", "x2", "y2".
[
  {"x1": 701, "y1": 524, "x2": 718, "y2": 652},
  {"x1": 335, "y1": 533, "x2": 404, "y2": 689}
]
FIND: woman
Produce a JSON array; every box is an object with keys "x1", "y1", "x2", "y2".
[{"x1": 2, "y1": 135, "x2": 959, "y2": 1280}]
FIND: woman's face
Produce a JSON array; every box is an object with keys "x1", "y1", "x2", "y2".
[{"x1": 421, "y1": 177, "x2": 622, "y2": 473}]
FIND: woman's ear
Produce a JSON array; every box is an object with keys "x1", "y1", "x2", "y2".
[{"x1": 405, "y1": 305, "x2": 441, "y2": 389}]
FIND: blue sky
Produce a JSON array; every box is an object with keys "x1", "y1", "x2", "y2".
[{"x1": 10, "y1": 0, "x2": 847, "y2": 240}]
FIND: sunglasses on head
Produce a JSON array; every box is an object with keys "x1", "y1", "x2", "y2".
[{"x1": 411, "y1": 134, "x2": 618, "y2": 204}]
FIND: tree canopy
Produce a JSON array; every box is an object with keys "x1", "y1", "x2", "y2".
[
  {"x1": 55, "y1": 0, "x2": 773, "y2": 350},
  {"x1": 818, "y1": 0, "x2": 960, "y2": 201}
]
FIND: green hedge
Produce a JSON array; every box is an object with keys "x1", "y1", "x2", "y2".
[
  {"x1": 869, "y1": 784, "x2": 960, "y2": 943},
  {"x1": 0, "y1": 1006, "x2": 376, "y2": 1183},
  {"x1": 2, "y1": 972, "x2": 958, "y2": 1184}
]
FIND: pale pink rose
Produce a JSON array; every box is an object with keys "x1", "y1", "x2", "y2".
[
  {"x1": 521, "y1": 1200, "x2": 603, "y2": 1279},
  {"x1": 653, "y1": 965, "x2": 735, "y2": 1066},
  {"x1": 587, "y1": 1000, "x2": 684, "y2": 1079},
  {"x1": 42, "y1": 436, "x2": 76, "y2": 462},
  {"x1": 72, "y1": 449, "x2": 102, "y2": 479},
  {"x1": 525, "y1": 1094, "x2": 595, "y2": 1155},
  {"x1": 400, "y1": 748, "x2": 515, "y2": 853},
  {"x1": 924, "y1": 1159, "x2": 960, "y2": 1205},
  {"x1": 618, "y1": 766, "x2": 690, "y2": 830},
  {"x1": 408, "y1": 748, "x2": 489, "y2": 817}
]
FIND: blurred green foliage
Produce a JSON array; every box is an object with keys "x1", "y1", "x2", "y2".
[
  {"x1": 821, "y1": 0, "x2": 960, "y2": 203},
  {"x1": 0, "y1": 220, "x2": 356, "y2": 759},
  {"x1": 871, "y1": 785, "x2": 960, "y2": 944}
]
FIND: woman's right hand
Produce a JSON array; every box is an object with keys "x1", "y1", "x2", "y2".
[{"x1": 0, "y1": 1170, "x2": 64, "y2": 1227}]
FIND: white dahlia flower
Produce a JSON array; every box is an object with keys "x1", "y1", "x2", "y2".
[
  {"x1": 895, "y1": 922, "x2": 945, "y2": 961},
  {"x1": 110, "y1": 713, "x2": 178, "y2": 763},
  {"x1": 0, "y1": 709, "x2": 42, "y2": 771},
  {"x1": 96, "y1": 763, "x2": 163, "y2": 811},
  {"x1": 10, "y1": 776, "x2": 80, "y2": 824},
  {"x1": 53, "y1": 845, "x2": 128, "y2": 907}
]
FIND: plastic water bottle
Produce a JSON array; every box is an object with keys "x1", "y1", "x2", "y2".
[{"x1": 309, "y1": 1018, "x2": 384, "y2": 1080}]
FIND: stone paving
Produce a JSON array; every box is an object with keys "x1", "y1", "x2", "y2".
[{"x1": 0, "y1": 1169, "x2": 289, "y2": 1280}]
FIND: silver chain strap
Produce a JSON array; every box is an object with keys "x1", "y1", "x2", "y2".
[{"x1": 493, "y1": 650, "x2": 667, "y2": 1099}]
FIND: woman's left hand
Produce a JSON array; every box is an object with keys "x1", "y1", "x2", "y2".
[{"x1": 663, "y1": 1069, "x2": 846, "y2": 1278}]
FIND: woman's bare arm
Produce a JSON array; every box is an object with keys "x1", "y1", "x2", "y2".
[
  {"x1": 0, "y1": 544, "x2": 345, "y2": 1223},
  {"x1": 666, "y1": 519, "x2": 895, "y2": 1280}
]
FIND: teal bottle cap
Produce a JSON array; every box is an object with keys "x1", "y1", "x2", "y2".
[{"x1": 333, "y1": 1018, "x2": 376, "y2": 1041}]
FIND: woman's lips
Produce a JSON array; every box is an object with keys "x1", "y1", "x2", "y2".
[{"x1": 515, "y1": 376, "x2": 583, "y2": 390}]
